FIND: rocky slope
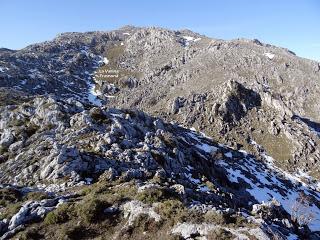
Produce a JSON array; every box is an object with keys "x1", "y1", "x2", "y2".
[
  {"x1": 0, "y1": 95, "x2": 319, "y2": 239},
  {"x1": 1, "y1": 26, "x2": 319, "y2": 178},
  {"x1": 0, "y1": 26, "x2": 320, "y2": 239}
]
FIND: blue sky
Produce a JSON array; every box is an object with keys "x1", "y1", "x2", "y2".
[{"x1": 0, "y1": 0, "x2": 319, "y2": 61}]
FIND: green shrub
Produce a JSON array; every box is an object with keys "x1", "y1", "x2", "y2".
[
  {"x1": 25, "y1": 191, "x2": 49, "y2": 201},
  {"x1": 77, "y1": 198, "x2": 106, "y2": 223},
  {"x1": 55, "y1": 224, "x2": 85, "y2": 240},
  {"x1": 0, "y1": 202, "x2": 22, "y2": 220},
  {"x1": 156, "y1": 199, "x2": 188, "y2": 225},
  {"x1": 233, "y1": 215, "x2": 247, "y2": 227},
  {"x1": 204, "y1": 211, "x2": 226, "y2": 225},
  {"x1": 0, "y1": 188, "x2": 22, "y2": 206},
  {"x1": 183, "y1": 210, "x2": 204, "y2": 224},
  {"x1": 44, "y1": 203, "x2": 74, "y2": 225},
  {"x1": 17, "y1": 227, "x2": 43, "y2": 240},
  {"x1": 136, "y1": 187, "x2": 178, "y2": 204},
  {"x1": 115, "y1": 182, "x2": 138, "y2": 200},
  {"x1": 136, "y1": 188, "x2": 165, "y2": 204},
  {"x1": 223, "y1": 213, "x2": 247, "y2": 226},
  {"x1": 0, "y1": 146, "x2": 7, "y2": 155}
]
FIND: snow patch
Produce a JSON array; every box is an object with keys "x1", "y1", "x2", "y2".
[
  {"x1": 182, "y1": 36, "x2": 202, "y2": 47},
  {"x1": 87, "y1": 82, "x2": 102, "y2": 106},
  {"x1": 218, "y1": 155, "x2": 320, "y2": 231},
  {"x1": 187, "y1": 132, "x2": 218, "y2": 154},
  {"x1": 264, "y1": 52, "x2": 275, "y2": 59},
  {"x1": 103, "y1": 57, "x2": 109, "y2": 65},
  {"x1": 182, "y1": 36, "x2": 195, "y2": 41},
  {"x1": 196, "y1": 142, "x2": 218, "y2": 154}
]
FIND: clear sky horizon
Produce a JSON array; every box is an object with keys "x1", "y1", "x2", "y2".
[{"x1": 1, "y1": 0, "x2": 319, "y2": 61}]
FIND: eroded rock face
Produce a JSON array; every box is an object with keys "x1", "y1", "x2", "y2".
[{"x1": 214, "y1": 80, "x2": 262, "y2": 124}]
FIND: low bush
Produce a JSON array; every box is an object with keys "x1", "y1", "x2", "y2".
[
  {"x1": 0, "y1": 188, "x2": 22, "y2": 206},
  {"x1": 77, "y1": 198, "x2": 106, "y2": 223},
  {"x1": 0, "y1": 202, "x2": 22, "y2": 220},
  {"x1": 204, "y1": 211, "x2": 226, "y2": 224},
  {"x1": 136, "y1": 187, "x2": 179, "y2": 204},
  {"x1": 17, "y1": 227, "x2": 43, "y2": 240},
  {"x1": 25, "y1": 191, "x2": 50, "y2": 201},
  {"x1": 55, "y1": 224, "x2": 86, "y2": 240},
  {"x1": 156, "y1": 199, "x2": 188, "y2": 225},
  {"x1": 44, "y1": 203, "x2": 75, "y2": 225}
]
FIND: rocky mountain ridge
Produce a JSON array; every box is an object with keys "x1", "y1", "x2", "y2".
[
  {"x1": 0, "y1": 26, "x2": 320, "y2": 239},
  {"x1": 1, "y1": 26, "x2": 319, "y2": 177}
]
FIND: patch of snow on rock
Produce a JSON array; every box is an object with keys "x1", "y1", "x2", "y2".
[
  {"x1": 182, "y1": 36, "x2": 202, "y2": 47},
  {"x1": 264, "y1": 52, "x2": 275, "y2": 59},
  {"x1": 103, "y1": 57, "x2": 109, "y2": 65},
  {"x1": 87, "y1": 83, "x2": 102, "y2": 106},
  {"x1": 187, "y1": 132, "x2": 218, "y2": 154},
  {"x1": 182, "y1": 36, "x2": 195, "y2": 41},
  {"x1": 218, "y1": 155, "x2": 320, "y2": 231}
]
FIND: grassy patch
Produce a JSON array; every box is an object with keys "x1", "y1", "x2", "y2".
[{"x1": 0, "y1": 202, "x2": 22, "y2": 220}]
